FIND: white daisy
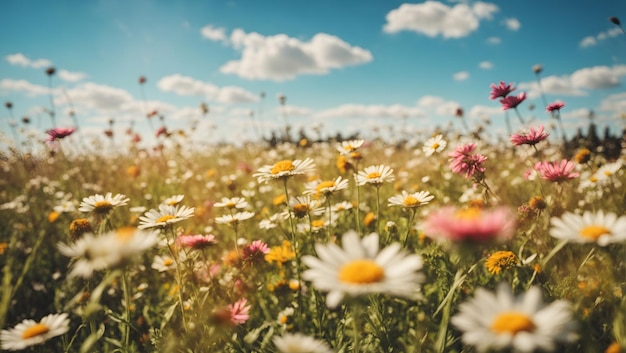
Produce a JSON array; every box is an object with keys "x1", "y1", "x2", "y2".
[
  {"x1": 58, "y1": 228, "x2": 159, "y2": 278},
  {"x1": 162, "y1": 194, "x2": 184, "y2": 206},
  {"x1": 213, "y1": 197, "x2": 249, "y2": 209},
  {"x1": 302, "y1": 231, "x2": 424, "y2": 308},
  {"x1": 215, "y1": 211, "x2": 255, "y2": 226},
  {"x1": 337, "y1": 139, "x2": 365, "y2": 155},
  {"x1": 422, "y1": 134, "x2": 447, "y2": 156},
  {"x1": 78, "y1": 192, "x2": 130, "y2": 214},
  {"x1": 272, "y1": 332, "x2": 334, "y2": 353},
  {"x1": 549, "y1": 210, "x2": 626, "y2": 246},
  {"x1": 138, "y1": 204, "x2": 195, "y2": 229},
  {"x1": 1, "y1": 313, "x2": 70, "y2": 351},
  {"x1": 303, "y1": 176, "x2": 349, "y2": 198},
  {"x1": 254, "y1": 158, "x2": 316, "y2": 184},
  {"x1": 387, "y1": 190, "x2": 435, "y2": 208},
  {"x1": 451, "y1": 284, "x2": 578, "y2": 353},
  {"x1": 53, "y1": 200, "x2": 76, "y2": 214},
  {"x1": 331, "y1": 201, "x2": 354, "y2": 212},
  {"x1": 355, "y1": 165, "x2": 395, "y2": 187},
  {"x1": 284, "y1": 196, "x2": 324, "y2": 219},
  {"x1": 151, "y1": 255, "x2": 177, "y2": 272}
]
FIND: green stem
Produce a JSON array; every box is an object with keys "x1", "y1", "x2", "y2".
[
  {"x1": 541, "y1": 239, "x2": 568, "y2": 268},
  {"x1": 351, "y1": 302, "x2": 362, "y2": 353},
  {"x1": 404, "y1": 209, "x2": 417, "y2": 248},
  {"x1": 121, "y1": 270, "x2": 132, "y2": 351},
  {"x1": 375, "y1": 186, "x2": 381, "y2": 235},
  {"x1": 166, "y1": 227, "x2": 187, "y2": 330}
]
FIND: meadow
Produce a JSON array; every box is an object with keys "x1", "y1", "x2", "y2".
[{"x1": 0, "y1": 95, "x2": 625, "y2": 353}]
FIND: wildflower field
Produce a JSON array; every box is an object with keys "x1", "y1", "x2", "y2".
[{"x1": 1, "y1": 84, "x2": 626, "y2": 353}]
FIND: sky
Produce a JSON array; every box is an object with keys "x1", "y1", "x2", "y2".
[{"x1": 1, "y1": 0, "x2": 626, "y2": 148}]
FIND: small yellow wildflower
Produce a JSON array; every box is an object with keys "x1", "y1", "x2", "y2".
[
  {"x1": 485, "y1": 251, "x2": 518, "y2": 275},
  {"x1": 265, "y1": 240, "x2": 296, "y2": 266},
  {"x1": 364, "y1": 212, "x2": 376, "y2": 228},
  {"x1": 48, "y1": 211, "x2": 59, "y2": 223},
  {"x1": 574, "y1": 148, "x2": 591, "y2": 164}
]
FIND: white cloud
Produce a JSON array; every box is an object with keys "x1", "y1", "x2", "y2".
[
  {"x1": 63, "y1": 83, "x2": 134, "y2": 111},
  {"x1": 5, "y1": 53, "x2": 52, "y2": 69},
  {"x1": 383, "y1": 1, "x2": 498, "y2": 38},
  {"x1": 468, "y1": 105, "x2": 503, "y2": 120},
  {"x1": 58, "y1": 69, "x2": 87, "y2": 82},
  {"x1": 0, "y1": 79, "x2": 49, "y2": 96},
  {"x1": 504, "y1": 18, "x2": 521, "y2": 31},
  {"x1": 518, "y1": 65, "x2": 626, "y2": 98},
  {"x1": 316, "y1": 104, "x2": 425, "y2": 119},
  {"x1": 453, "y1": 71, "x2": 469, "y2": 81},
  {"x1": 598, "y1": 92, "x2": 626, "y2": 113},
  {"x1": 218, "y1": 30, "x2": 373, "y2": 81},
  {"x1": 157, "y1": 74, "x2": 258, "y2": 103},
  {"x1": 417, "y1": 95, "x2": 460, "y2": 116},
  {"x1": 277, "y1": 105, "x2": 312, "y2": 116},
  {"x1": 579, "y1": 27, "x2": 622, "y2": 48},
  {"x1": 201, "y1": 25, "x2": 227, "y2": 42},
  {"x1": 479, "y1": 61, "x2": 493, "y2": 69},
  {"x1": 487, "y1": 36, "x2": 501, "y2": 44}
]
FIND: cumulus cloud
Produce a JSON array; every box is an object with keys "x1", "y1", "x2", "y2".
[
  {"x1": 579, "y1": 27, "x2": 622, "y2": 48},
  {"x1": 598, "y1": 92, "x2": 626, "y2": 113},
  {"x1": 63, "y1": 83, "x2": 134, "y2": 111},
  {"x1": 479, "y1": 61, "x2": 493, "y2": 69},
  {"x1": 504, "y1": 18, "x2": 521, "y2": 31},
  {"x1": 316, "y1": 104, "x2": 425, "y2": 119},
  {"x1": 157, "y1": 74, "x2": 258, "y2": 103},
  {"x1": 201, "y1": 25, "x2": 227, "y2": 42},
  {"x1": 278, "y1": 105, "x2": 312, "y2": 116},
  {"x1": 417, "y1": 95, "x2": 460, "y2": 116},
  {"x1": 383, "y1": 1, "x2": 498, "y2": 38},
  {"x1": 0, "y1": 79, "x2": 49, "y2": 96},
  {"x1": 5, "y1": 53, "x2": 52, "y2": 69},
  {"x1": 216, "y1": 30, "x2": 372, "y2": 81},
  {"x1": 453, "y1": 71, "x2": 469, "y2": 81},
  {"x1": 518, "y1": 65, "x2": 626, "y2": 98},
  {"x1": 468, "y1": 105, "x2": 503, "y2": 119},
  {"x1": 58, "y1": 69, "x2": 87, "y2": 82}
]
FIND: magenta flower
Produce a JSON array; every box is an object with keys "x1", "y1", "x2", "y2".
[
  {"x1": 499, "y1": 92, "x2": 527, "y2": 110},
  {"x1": 546, "y1": 101, "x2": 565, "y2": 113},
  {"x1": 242, "y1": 240, "x2": 270, "y2": 263},
  {"x1": 226, "y1": 298, "x2": 251, "y2": 325},
  {"x1": 155, "y1": 126, "x2": 168, "y2": 137},
  {"x1": 423, "y1": 206, "x2": 516, "y2": 243},
  {"x1": 510, "y1": 125, "x2": 549, "y2": 146},
  {"x1": 448, "y1": 144, "x2": 488, "y2": 179},
  {"x1": 46, "y1": 127, "x2": 76, "y2": 142},
  {"x1": 489, "y1": 81, "x2": 515, "y2": 100},
  {"x1": 534, "y1": 160, "x2": 580, "y2": 182},
  {"x1": 176, "y1": 234, "x2": 217, "y2": 250}
]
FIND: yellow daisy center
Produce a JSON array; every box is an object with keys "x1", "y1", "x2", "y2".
[
  {"x1": 311, "y1": 219, "x2": 325, "y2": 228},
  {"x1": 293, "y1": 203, "x2": 310, "y2": 218},
  {"x1": 22, "y1": 323, "x2": 50, "y2": 339},
  {"x1": 338, "y1": 259, "x2": 385, "y2": 284},
  {"x1": 403, "y1": 195, "x2": 420, "y2": 207},
  {"x1": 225, "y1": 201, "x2": 236, "y2": 207},
  {"x1": 316, "y1": 180, "x2": 336, "y2": 193},
  {"x1": 366, "y1": 172, "x2": 382, "y2": 179},
  {"x1": 490, "y1": 312, "x2": 536, "y2": 334},
  {"x1": 579, "y1": 225, "x2": 610, "y2": 240},
  {"x1": 485, "y1": 251, "x2": 517, "y2": 275},
  {"x1": 589, "y1": 176, "x2": 598, "y2": 183},
  {"x1": 271, "y1": 160, "x2": 295, "y2": 174},
  {"x1": 115, "y1": 227, "x2": 136, "y2": 242},
  {"x1": 604, "y1": 171, "x2": 612, "y2": 176},
  {"x1": 345, "y1": 144, "x2": 355, "y2": 151},
  {"x1": 94, "y1": 200, "x2": 113, "y2": 213},
  {"x1": 167, "y1": 200, "x2": 179, "y2": 205},
  {"x1": 156, "y1": 215, "x2": 176, "y2": 224},
  {"x1": 431, "y1": 142, "x2": 440, "y2": 149},
  {"x1": 163, "y1": 258, "x2": 174, "y2": 266},
  {"x1": 455, "y1": 207, "x2": 481, "y2": 220}
]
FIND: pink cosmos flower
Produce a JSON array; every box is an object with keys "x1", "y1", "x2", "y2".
[
  {"x1": 510, "y1": 125, "x2": 549, "y2": 146},
  {"x1": 423, "y1": 206, "x2": 516, "y2": 243},
  {"x1": 489, "y1": 81, "x2": 515, "y2": 100},
  {"x1": 176, "y1": 234, "x2": 217, "y2": 250},
  {"x1": 534, "y1": 160, "x2": 580, "y2": 182},
  {"x1": 226, "y1": 298, "x2": 251, "y2": 325},
  {"x1": 448, "y1": 144, "x2": 488, "y2": 179},
  {"x1": 500, "y1": 92, "x2": 527, "y2": 110},
  {"x1": 546, "y1": 101, "x2": 565, "y2": 113},
  {"x1": 155, "y1": 126, "x2": 168, "y2": 137},
  {"x1": 243, "y1": 240, "x2": 270, "y2": 262},
  {"x1": 46, "y1": 127, "x2": 76, "y2": 142}
]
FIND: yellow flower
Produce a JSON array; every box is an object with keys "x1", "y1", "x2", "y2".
[
  {"x1": 605, "y1": 342, "x2": 622, "y2": 353},
  {"x1": 574, "y1": 148, "x2": 591, "y2": 164},
  {"x1": 364, "y1": 212, "x2": 376, "y2": 227},
  {"x1": 273, "y1": 194, "x2": 287, "y2": 206},
  {"x1": 528, "y1": 196, "x2": 546, "y2": 211},
  {"x1": 265, "y1": 240, "x2": 295, "y2": 266},
  {"x1": 485, "y1": 251, "x2": 517, "y2": 275},
  {"x1": 48, "y1": 211, "x2": 59, "y2": 223},
  {"x1": 69, "y1": 218, "x2": 93, "y2": 240},
  {"x1": 0, "y1": 242, "x2": 8, "y2": 255},
  {"x1": 126, "y1": 165, "x2": 140, "y2": 178}
]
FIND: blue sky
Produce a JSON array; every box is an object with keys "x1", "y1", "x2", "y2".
[{"x1": 1, "y1": 0, "x2": 625, "y2": 147}]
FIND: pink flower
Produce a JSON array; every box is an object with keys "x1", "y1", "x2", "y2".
[
  {"x1": 510, "y1": 125, "x2": 549, "y2": 146},
  {"x1": 500, "y1": 92, "x2": 527, "y2": 110},
  {"x1": 534, "y1": 160, "x2": 580, "y2": 182},
  {"x1": 448, "y1": 144, "x2": 488, "y2": 179},
  {"x1": 46, "y1": 127, "x2": 76, "y2": 141},
  {"x1": 546, "y1": 101, "x2": 565, "y2": 113},
  {"x1": 226, "y1": 298, "x2": 250, "y2": 325},
  {"x1": 489, "y1": 81, "x2": 515, "y2": 100},
  {"x1": 423, "y1": 207, "x2": 516, "y2": 243},
  {"x1": 243, "y1": 240, "x2": 270, "y2": 262},
  {"x1": 177, "y1": 234, "x2": 217, "y2": 250},
  {"x1": 155, "y1": 126, "x2": 168, "y2": 137}
]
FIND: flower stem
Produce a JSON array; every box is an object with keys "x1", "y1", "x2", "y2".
[{"x1": 121, "y1": 270, "x2": 132, "y2": 351}]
